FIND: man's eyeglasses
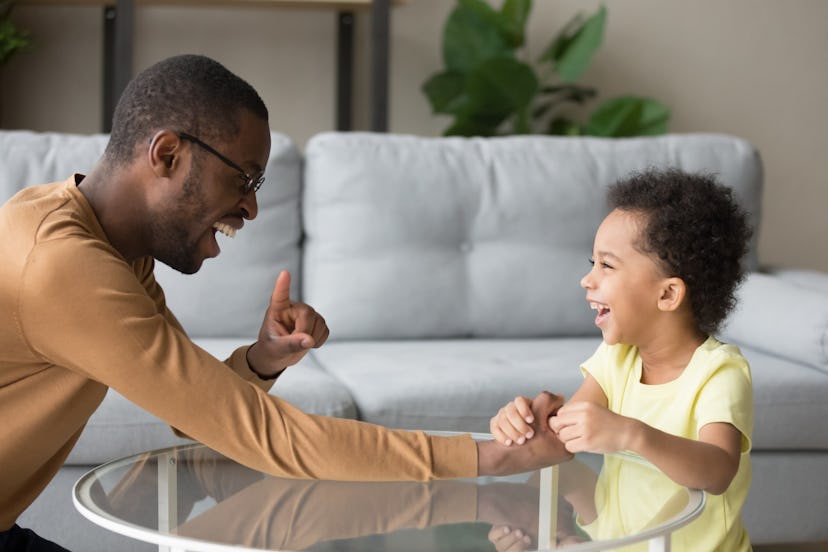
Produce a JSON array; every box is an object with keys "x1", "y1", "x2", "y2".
[{"x1": 177, "y1": 132, "x2": 265, "y2": 195}]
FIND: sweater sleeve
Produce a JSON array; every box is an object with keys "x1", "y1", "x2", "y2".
[
  {"x1": 134, "y1": 257, "x2": 274, "y2": 393},
  {"x1": 18, "y1": 237, "x2": 477, "y2": 481}
]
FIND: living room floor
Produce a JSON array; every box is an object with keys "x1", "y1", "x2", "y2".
[{"x1": 754, "y1": 544, "x2": 828, "y2": 551}]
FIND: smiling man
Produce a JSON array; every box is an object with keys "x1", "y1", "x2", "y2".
[{"x1": 0, "y1": 55, "x2": 570, "y2": 551}]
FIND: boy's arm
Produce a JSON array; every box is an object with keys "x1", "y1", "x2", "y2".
[
  {"x1": 626, "y1": 420, "x2": 741, "y2": 495},
  {"x1": 550, "y1": 403, "x2": 742, "y2": 495},
  {"x1": 567, "y1": 374, "x2": 608, "y2": 407}
]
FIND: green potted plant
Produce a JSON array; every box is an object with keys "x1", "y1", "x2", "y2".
[
  {"x1": 423, "y1": 0, "x2": 670, "y2": 137},
  {"x1": 0, "y1": 0, "x2": 30, "y2": 66}
]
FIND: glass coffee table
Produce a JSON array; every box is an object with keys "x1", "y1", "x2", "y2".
[{"x1": 73, "y1": 434, "x2": 704, "y2": 552}]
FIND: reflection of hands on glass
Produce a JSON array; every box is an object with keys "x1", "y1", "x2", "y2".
[
  {"x1": 488, "y1": 525, "x2": 533, "y2": 552},
  {"x1": 556, "y1": 457, "x2": 600, "y2": 525},
  {"x1": 477, "y1": 481, "x2": 540, "y2": 550}
]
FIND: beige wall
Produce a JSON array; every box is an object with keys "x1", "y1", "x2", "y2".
[{"x1": 3, "y1": 0, "x2": 827, "y2": 271}]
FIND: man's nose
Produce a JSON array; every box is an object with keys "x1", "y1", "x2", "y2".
[{"x1": 239, "y1": 190, "x2": 258, "y2": 220}]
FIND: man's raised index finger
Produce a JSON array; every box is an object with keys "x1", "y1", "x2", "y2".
[{"x1": 270, "y1": 270, "x2": 293, "y2": 308}]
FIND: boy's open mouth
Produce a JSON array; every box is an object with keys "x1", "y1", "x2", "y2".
[{"x1": 589, "y1": 301, "x2": 611, "y2": 326}]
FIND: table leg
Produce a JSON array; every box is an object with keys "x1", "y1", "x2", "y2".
[
  {"x1": 648, "y1": 534, "x2": 670, "y2": 552},
  {"x1": 157, "y1": 452, "x2": 182, "y2": 552},
  {"x1": 537, "y1": 465, "x2": 559, "y2": 550}
]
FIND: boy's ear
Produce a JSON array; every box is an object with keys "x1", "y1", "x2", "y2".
[
  {"x1": 657, "y1": 277, "x2": 687, "y2": 312},
  {"x1": 147, "y1": 130, "x2": 182, "y2": 177}
]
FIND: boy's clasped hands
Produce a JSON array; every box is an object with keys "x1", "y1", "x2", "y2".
[{"x1": 491, "y1": 392, "x2": 634, "y2": 455}]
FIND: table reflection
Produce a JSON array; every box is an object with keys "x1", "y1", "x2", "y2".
[{"x1": 82, "y1": 445, "x2": 703, "y2": 551}]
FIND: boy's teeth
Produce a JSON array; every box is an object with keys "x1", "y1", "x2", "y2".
[{"x1": 212, "y1": 222, "x2": 236, "y2": 238}]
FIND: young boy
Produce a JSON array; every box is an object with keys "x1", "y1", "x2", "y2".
[{"x1": 490, "y1": 168, "x2": 754, "y2": 550}]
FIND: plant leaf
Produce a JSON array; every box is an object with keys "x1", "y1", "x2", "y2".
[
  {"x1": 0, "y1": 18, "x2": 30, "y2": 65},
  {"x1": 501, "y1": 0, "x2": 532, "y2": 48},
  {"x1": 444, "y1": 3, "x2": 512, "y2": 72},
  {"x1": 513, "y1": 104, "x2": 532, "y2": 134},
  {"x1": 538, "y1": 12, "x2": 585, "y2": 65},
  {"x1": 548, "y1": 117, "x2": 583, "y2": 136},
  {"x1": 422, "y1": 70, "x2": 468, "y2": 115},
  {"x1": 585, "y1": 96, "x2": 670, "y2": 137},
  {"x1": 554, "y1": 5, "x2": 607, "y2": 82},
  {"x1": 466, "y1": 57, "x2": 539, "y2": 118},
  {"x1": 444, "y1": 115, "x2": 501, "y2": 137},
  {"x1": 538, "y1": 83, "x2": 597, "y2": 104}
]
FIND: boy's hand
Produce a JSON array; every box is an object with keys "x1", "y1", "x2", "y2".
[
  {"x1": 491, "y1": 396, "x2": 534, "y2": 446},
  {"x1": 548, "y1": 401, "x2": 635, "y2": 454},
  {"x1": 491, "y1": 392, "x2": 566, "y2": 446}
]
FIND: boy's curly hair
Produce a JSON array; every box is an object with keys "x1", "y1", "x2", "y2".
[{"x1": 607, "y1": 168, "x2": 753, "y2": 335}]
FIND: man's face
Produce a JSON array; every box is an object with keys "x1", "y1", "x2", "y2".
[{"x1": 150, "y1": 111, "x2": 271, "y2": 274}]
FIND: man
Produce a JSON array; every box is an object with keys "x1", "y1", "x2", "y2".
[{"x1": 0, "y1": 55, "x2": 570, "y2": 550}]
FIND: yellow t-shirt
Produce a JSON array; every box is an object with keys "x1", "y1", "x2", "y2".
[{"x1": 580, "y1": 336, "x2": 753, "y2": 551}]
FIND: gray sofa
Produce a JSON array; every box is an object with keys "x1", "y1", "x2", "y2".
[{"x1": 2, "y1": 130, "x2": 826, "y2": 550}]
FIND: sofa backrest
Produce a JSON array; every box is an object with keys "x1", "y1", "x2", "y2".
[
  {"x1": 0, "y1": 130, "x2": 302, "y2": 338},
  {"x1": 303, "y1": 132, "x2": 763, "y2": 340}
]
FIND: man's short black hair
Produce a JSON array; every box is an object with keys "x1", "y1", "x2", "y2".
[
  {"x1": 608, "y1": 168, "x2": 752, "y2": 335},
  {"x1": 104, "y1": 54, "x2": 268, "y2": 166}
]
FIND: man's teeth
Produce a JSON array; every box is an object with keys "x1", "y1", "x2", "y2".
[
  {"x1": 590, "y1": 302, "x2": 610, "y2": 313},
  {"x1": 212, "y1": 222, "x2": 236, "y2": 238}
]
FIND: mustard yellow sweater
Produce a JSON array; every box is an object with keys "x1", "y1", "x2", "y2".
[{"x1": 0, "y1": 177, "x2": 476, "y2": 529}]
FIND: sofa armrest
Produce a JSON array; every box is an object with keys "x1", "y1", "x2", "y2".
[{"x1": 720, "y1": 272, "x2": 828, "y2": 374}]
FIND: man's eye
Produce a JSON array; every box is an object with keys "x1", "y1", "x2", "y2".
[{"x1": 588, "y1": 257, "x2": 595, "y2": 266}]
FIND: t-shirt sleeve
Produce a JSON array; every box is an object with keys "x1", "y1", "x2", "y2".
[
  {"x1": 580, "y1": 342, "x2": 613, "y2": 402},
  {"x1": 693, "y1": 351, "x2": 754, "y2": 453},
  {"x1": 19, "y1": 238, "x2": 477, "y2": 481}
]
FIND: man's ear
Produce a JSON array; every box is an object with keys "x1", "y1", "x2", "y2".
[
  {"x1": 147, "y1": 130, "x2": 183, "y2": 177},
  {"x1": 657, "y1": 277, "x2": 687, "y2": 312}
]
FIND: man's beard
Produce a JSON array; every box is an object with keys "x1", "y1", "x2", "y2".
[{"x1": 150, "y1": 164, "x2": 211, "y2": 275}]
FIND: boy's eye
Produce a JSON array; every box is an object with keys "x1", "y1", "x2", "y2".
[{"x1": 589, "y1": 257, "x2": 614, "y2": 270}]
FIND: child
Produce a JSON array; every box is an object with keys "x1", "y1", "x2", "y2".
[{"x1": 491, "y1": 168, "x2": 754, "y2": 550}]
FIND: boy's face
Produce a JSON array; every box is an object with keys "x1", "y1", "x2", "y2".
[{"x1": 580, "y1": 208, "x2": 668, "y2": 346}]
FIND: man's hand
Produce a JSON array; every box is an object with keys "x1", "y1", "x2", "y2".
[
  {"x1": 479, "y1": 392, "x2": 572, "y2": 475},
  {"x1": 246, "y1": 270, "x2": 330, "y2": 379}
]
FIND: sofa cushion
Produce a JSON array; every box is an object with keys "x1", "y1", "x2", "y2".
[
  {"x1": 740, "y1": 344, "x2": 828, "y2": 449},
  {"x1": 309, "y1": 337, "x2": 828, "y2": 450},
  {"x1": 0, "y1": 130, "x2": 109, "y2": 197},
  {"x1": 303, "y1": 132, "x2": 763, "y2": 340},
  {"x1": 309, "y1": 337, "x2": 603, "y2": 433},
  {"x1": 721, "y1": 272, "x2": 828, "y2": 374},
  {"x1": 66, "y1": 338, "x2": 358, "y2": 465}
]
